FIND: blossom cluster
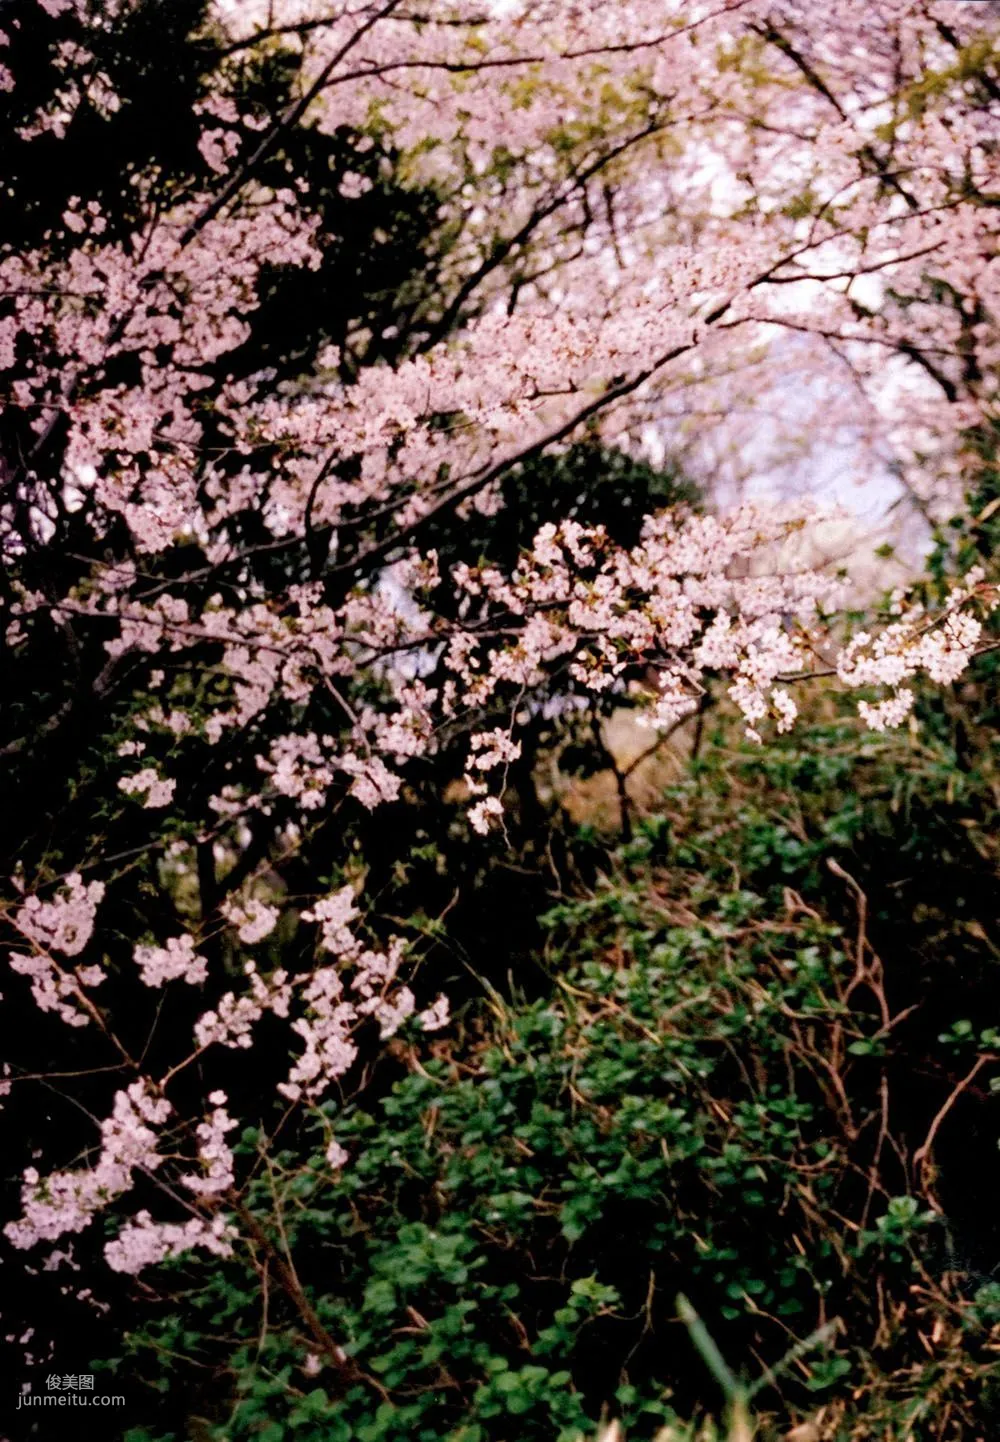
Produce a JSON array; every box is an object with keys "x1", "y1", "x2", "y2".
[
  {"x1": 838, "y1": 574, "x2": 997, "y2": 731},
  {"x1": 5, "y1": 879, "x2": 446, "y2": 1272},
  {"x1": 5, "y1": 1082, "x2": 171, "y2": 1252}
]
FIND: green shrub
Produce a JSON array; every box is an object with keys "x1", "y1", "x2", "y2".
[{"x1": 114, "y1": 797, "x2": 1000, "y2": 1441}]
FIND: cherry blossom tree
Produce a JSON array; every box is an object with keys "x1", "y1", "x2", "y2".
[{"x1": 1, "y1": 0, "x2": 998, "y2": 1344}]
